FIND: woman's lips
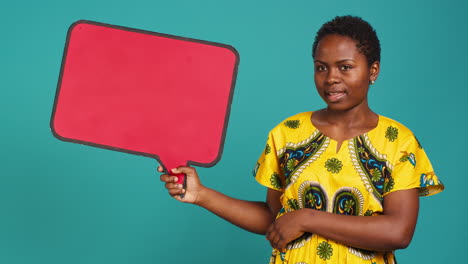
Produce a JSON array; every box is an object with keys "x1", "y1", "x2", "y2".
[{"x1": 326, "y1": 91, "x2": 346, "y2": 102}]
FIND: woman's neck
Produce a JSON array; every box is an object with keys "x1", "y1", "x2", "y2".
[
  {"x1": 320, "y1": 106, "x2": 377, "y2": 128},
  {"x1": 311, "y1": 104, "x2": 379, "y2": 151}
]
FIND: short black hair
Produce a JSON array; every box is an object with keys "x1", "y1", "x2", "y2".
[{"x1": 312, "y1": 15, "x2": 381, "y2": 66}]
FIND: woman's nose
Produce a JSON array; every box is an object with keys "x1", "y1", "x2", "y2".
[{"x1": 326, "y1": 68, "x2": 340, "y2": 84}]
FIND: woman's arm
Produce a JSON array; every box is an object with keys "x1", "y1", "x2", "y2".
[
  {"x1": 160, "y1": 166, "x2": 283, "y2": 234},
  {"x1": 267, "y1": 188, "x2": 419, "y2": 251}
]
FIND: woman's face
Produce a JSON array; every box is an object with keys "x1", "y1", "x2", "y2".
[{"x1": 314, "y1": 34, "x2": 379, "y2": 112}]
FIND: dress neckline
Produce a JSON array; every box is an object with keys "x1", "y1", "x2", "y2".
[{"x1": 307, "y1": 111, "x2": 381, "y2": 153}]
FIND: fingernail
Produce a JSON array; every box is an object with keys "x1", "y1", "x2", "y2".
[{"x1": 171, "y1": 168, "x2": 177, "y2": 173}]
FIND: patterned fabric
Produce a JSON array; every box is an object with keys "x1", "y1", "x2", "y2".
[{"x1": 254, "y1": 112, "x2": 444, "y2": 264}]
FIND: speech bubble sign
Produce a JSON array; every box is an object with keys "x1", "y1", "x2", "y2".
[{"x1": 51, "y1": 20, "x2": 239, "y2": 184}]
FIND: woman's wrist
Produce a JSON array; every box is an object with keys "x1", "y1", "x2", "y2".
[
  {"x1": 298, "y1": 208, "x2": 316, "y2": 234},
  {"x1": 193, "y1": 185, "x2": 211, "y2": 207}
]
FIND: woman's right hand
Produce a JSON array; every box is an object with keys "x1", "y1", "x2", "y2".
[{"x1": 158, "y1": 166, "x2": 205, "y2": 204}]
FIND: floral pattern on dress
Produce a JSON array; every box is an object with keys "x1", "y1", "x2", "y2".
[
  {"x1": 332, "y1": 187, "x2": 364, "y2": 216},
  {"x1": 287, "y1": 181, "x2": 329, "y2": 250},
  {"x1": 350, "y1": 135, "x2": 394, "y2": 201},
  {"x1": 284, "y1": 120, "x2": 301, "y2": 129},
  {"x1": 385, "y1": 126, "x2": 398, "y2": 142},
  {"x1": 265, "y1": 143, "x2": 271, "y2": 155},
  {"x1": 270, "y1": 172, "x2": 283, "y2": 189},
  {"x1": 317, "y1": 241, "x2": 333, "y2": 260},
  {"x1": 298, "y1": 181, "x2": 328, "y2": 211},
  {"x1": 398, "y1": 151, "x2": 416, "y2": 167},
  {"x1": 254, "y1": 112, "x2": 444, "y2": 264},
  {"x1": 325, "y1": 158, "x2": 343, "y2": 173},
  {"x1": 278, "y1": 132, "x2": 328, "y2": 187}
]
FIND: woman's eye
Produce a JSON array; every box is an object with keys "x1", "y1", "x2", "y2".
[
  {"x1": 340, "y1": 65, "x2": 352, "y2": 70},
  {"x1": 316, "y1": 65, "x2": 327, "y2": 71}
]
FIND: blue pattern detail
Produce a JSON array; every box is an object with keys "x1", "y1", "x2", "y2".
[
  {"x1": 354, "y1": 136, "x2": 393, "y2": 200},
  {"x1": 278, "y1": 133, "x2": 326, "y2": 185}
]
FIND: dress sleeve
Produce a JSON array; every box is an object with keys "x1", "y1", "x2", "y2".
[
  {"x1": 385, "y1": 134, "x2": 444, "y2": 197},
  {"x1": 253, "y1": 131, "x2": 285, "y2": 191}
]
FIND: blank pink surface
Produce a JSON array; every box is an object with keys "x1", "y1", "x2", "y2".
[{"x1": 53, "y1": 22, "x2": 238, "y2": 171}]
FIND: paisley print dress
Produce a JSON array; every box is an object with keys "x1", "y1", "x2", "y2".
[{"x1": 254, "y1": 112, "x2": 444, "y2": 264}]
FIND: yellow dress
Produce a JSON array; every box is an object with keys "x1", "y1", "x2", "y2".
[{"x1": 254, "y1": 112, "x2": 444, "y2": 264}]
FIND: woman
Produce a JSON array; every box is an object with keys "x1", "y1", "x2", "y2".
[{"x1": 159, "y1": 15, "x2": 444, "y2": 264}]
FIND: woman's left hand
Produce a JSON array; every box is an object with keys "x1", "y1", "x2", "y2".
[{"x1": 266, "y1": 209, "x2": 310, "y2": 251}]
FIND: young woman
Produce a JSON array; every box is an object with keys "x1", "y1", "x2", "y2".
[{"x1": 159, "y1": 15, "x2": 444, "y2": 264}]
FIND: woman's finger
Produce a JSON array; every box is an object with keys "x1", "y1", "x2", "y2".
[
  {"x1": 271, "y1": 239, "x2": 279, "y2": 250},
  {"x1": 277, "y1": 240, "x2": 285, "y2": 252},
  {"x1": 165, "y1": 182, "x2": 183, "y2": 189},
  {"x1": 267, "y1": 231, "x2": 278, "y2": 248},
  {"x1": 268, "y1": 230, "x2": 284, "y2": 250},
  {"x1": 171, "y1": 166, "x2": 196, "y2": 176},
  {"x1": 160, "y1": 174, "x2": 178, "y2": 183},
  {"x1": 168, "y1": 188, "x2": 185, "y2": 196},
  {"x1": 157, "y1": 166, "x2": 164, "y2": 172}
]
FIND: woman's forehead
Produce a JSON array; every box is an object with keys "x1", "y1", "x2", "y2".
[{"x1": 314, "y1": 34, "x2": 364, "y2": 62}]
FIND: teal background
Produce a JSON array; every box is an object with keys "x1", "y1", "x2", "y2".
[{"x1": 1, "y1": 0, "x2": 465, "y2": 263}]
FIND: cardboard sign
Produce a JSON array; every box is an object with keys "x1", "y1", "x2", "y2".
[{"x1": 51, "y1": 20, "x2": 239, "y2": 184}]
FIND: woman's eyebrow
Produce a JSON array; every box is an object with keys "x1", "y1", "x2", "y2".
[
  {"x1": 314, "y1": 59, "x2": 355, "y2": 64},
  {"x1": 336, "y1": 59, "x2": 355, "y2": 63}
]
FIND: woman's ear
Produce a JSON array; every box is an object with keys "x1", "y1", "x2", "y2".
[{"x1": 370, "y1": 61, "x2": 380, "y2": 84}]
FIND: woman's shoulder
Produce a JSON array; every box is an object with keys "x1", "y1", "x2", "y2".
[
  {"x1": 375, "y1": 114, "x2": 419, "y2": 144},
  {"x1": 270, "y1": 111, "x2": 314, "y2": 132}
]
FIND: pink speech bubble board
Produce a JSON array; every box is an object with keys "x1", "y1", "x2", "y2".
[{"x1": 51, "y1": 20, "x2": 239, "y2": 186}]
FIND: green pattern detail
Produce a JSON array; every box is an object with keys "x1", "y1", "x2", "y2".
[
  {"x1": 265, "y1": 144, "x2": 271, "y2": 155},
  {"x1": 305, "y1": 192, "x2": 316, "y2": 208},
  {"x1": 354, "y1": 135, "x2": 392, "y2": 202},
  {"x1": 287, "y1": 199, "x2": 299, "y2": 210},
  {"x1": 384, "y1": 176, "x2": 395, "y2": 193},
  {"x1": 343, "y1": 199, "x2": 355, "y2": 214},
  {"x1": 317, "y1": 241, "x2": 333, "y2": 260},
  {"x1": 399, "y1": 155, "x2": 409, "y2": 162},
  {"x1": 270, "y1": 172, "x2": 282, "y2": 189},
  {"x1": 286, "y1": 159, "x2": 296, "y2": 172},
  {"x1": 371, "y1": 168, "x2": 382, "y2": 181},
  {"x1": 284, "y1": 120, "x2": 300, "y2": 129},
  {"x1": 325, "y1": 158, "x2": 343, "y2": 174},
  {"x1": 385, "y1": 126, "x2": 398, "y2": 142},
  {"x1": 419, "y1": 187, "x2": 430, "y2": 196},
  {"x1": 364, "y1": 210, "x2": 374, "y2": 216}
]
